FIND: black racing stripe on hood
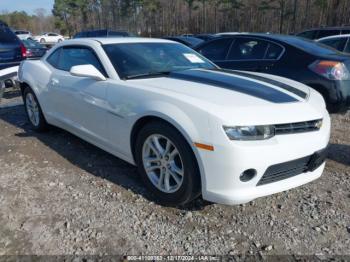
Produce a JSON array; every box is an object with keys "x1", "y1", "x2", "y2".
[
  {"x1": 168, "y1": 69, "x2": 298, "y2": 103},
  {"x1": 215, "y1": 69, "x2": 308, "y2": 99}
]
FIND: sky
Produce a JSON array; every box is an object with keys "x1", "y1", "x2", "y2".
[{"x1": 0, "y1": 0, "x2": 54, "y2": 15}]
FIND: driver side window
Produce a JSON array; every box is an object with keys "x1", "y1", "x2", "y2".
[{"x1": 56, "y1": 46, "x2": 107, "y2": 77}]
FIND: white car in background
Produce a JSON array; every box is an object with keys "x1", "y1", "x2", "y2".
[
  {"x1": 33, "y1": 32, "x2": 64, "y2": 44},
  {"x1": 317, "y1": 34, "x2": 350, "y2": 53},
  {"x1": 18, "y1": 38, "x2": 330, "y2": 206},
  {"x1": 14, "y1": 30, "x2": 32, "y2": 40}
]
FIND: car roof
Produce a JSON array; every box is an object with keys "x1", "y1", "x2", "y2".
[
  {"x1": 60, "y1": 37, "x2": 176, "y2": 45},
  {"x1": 203, "y1": 33, "x2": 350, "y2": 59},
  {"x1": 300, "y1": 26, "x2": 350, "y2": 31},
  {"x1": 317, "y1": 34, "x2": 350, "y2": 41},
  {"x1": 0, "y1": 20, "x2": 8, "y2": 27},
  {"x1": 214, "y1": 32, "x2": 319, "y2": 43},
  {"x1": 81, "y1": 29, "x2": 128, "y2": 33},
  {"x1": 215, "y1": 32, "x2": 249, "y2": 36}
]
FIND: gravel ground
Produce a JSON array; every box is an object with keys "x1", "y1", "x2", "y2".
[{"x1": 0, "y1": 91, "x2": 349, "y2": 256}]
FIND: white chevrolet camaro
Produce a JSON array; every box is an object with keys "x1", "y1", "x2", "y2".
[{"x1": 18, "y1": 38, "x2": 330, "y2": 206}]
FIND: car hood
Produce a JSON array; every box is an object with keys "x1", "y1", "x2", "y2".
[{"x1": 130, "y1": 69, "x2": 325, "y2": 125}]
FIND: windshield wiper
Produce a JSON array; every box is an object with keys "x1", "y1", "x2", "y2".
[{"x1": 123, "y1": 71, "x2": 171, "y2": 80}]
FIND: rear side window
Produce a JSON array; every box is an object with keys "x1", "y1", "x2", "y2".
[
  {"x1": 297, "y1": 30, "x2": 317, "y2": 39},
  {"x1": 228, "y1": 38, "x2": 268, "y2": 60},
  {"x1": 317, "y1": 30, "x2": 341, "y2": 39},
  {"x1": 57, "y1": 46, "x2": 106, "y2": 76},
  {"x1": 344, "y1": 40, "x2": 350, "y2": 53},
  {"x1": 197, "y1": 38, "x2": 233, "y2": 61},
  {"x1": 46, "y1": 48, "x2": 61, "y2": 67},
  {"x1": 265, "y1": 43, "x2": 284, "y2": 59},
  {"x1": 320, "y1": 38, "x2": 347, "y2": 52},
  {"x1": 0, "y1": 26, "x2": 19, "y2": 44}
]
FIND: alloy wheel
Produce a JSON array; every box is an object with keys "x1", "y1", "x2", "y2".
[
  {"x1": 25, "y1": 93, "x2": 40, "y2": 127},
  {"x1": 142, "y1": 134, "x2": 184, "y2": 193}
]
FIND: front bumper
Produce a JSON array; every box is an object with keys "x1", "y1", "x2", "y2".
[{"x1": 198, "y1": 112, "x2": 331, "y2": 205}]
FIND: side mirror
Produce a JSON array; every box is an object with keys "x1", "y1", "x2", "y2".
[{"x1": 70, "y1": 64, "x2": 106, "y2": 81}]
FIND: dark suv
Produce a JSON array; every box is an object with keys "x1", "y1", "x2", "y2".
[
  {"x1": 296, "y1": 26, "x2": 350, "y2": 40},
  {"x1": 73, "y1": 29, "x2": 132, "y2": 38},
  {"x1": 0, "y1": 20, "x2": 26, "y2": 70}
]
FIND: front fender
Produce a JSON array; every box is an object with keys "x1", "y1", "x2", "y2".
[{"x1": 132, "y1": 100, "x2": 212, "y2": 191}]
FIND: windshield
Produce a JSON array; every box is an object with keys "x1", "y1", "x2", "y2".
[
  {"x1": 103, "y1": 42, "x2": 216, "y2": 79},
  {"x1": 180, "y1": 37, "x2": 203, "y2": 46}
]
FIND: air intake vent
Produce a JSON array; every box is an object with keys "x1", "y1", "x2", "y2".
[
  {"x1": 275, "y1": 119, "x2": 322, "y2": 135},
  {"x1": 257, "y1": 148, "x2": 327, "y2": 186}
]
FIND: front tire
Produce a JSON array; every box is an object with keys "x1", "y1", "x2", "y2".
[
  {"x1": 40, "y1": 38, "x2": 45, "y2": 43},
  {"x1": 135, "y1": 121, "x2": 201, "y2": 206},
  {"x1": 23, "y1": 88, "x2": 48, "y2": 132}
]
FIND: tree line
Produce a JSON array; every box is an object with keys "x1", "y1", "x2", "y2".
[
  {"x1": 1, "y1": 0, "x2": 350, "y2": 37},
  {"x1": 0, "y1": 9, "x2": 55, "y2": 33}
]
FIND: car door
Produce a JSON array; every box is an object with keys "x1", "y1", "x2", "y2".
[
  {"x1": 46, "y1": 45, "x2": 110, "y2": 144},
  {"x1": 46, "y1": 33, "x2": 57, "y2": 42},
  {"x1": 219, "y1": 37, "x2": 269, "y2": 71},
  {"x1": 258, "y1": 41, "x2": 285, "y2": 73}
]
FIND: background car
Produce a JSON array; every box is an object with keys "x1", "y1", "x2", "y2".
[
  {"x1": 162, "y1": 36, "x2": 204, "y2": 48},
  {"x1": 0, "y1": 20, "x2": 26, "y2": 70},
  {"x1": 194, "y1": 34, "x2": 216, "y2": 41},
  {"x1": 22, "y1": 39, "x2": 47, "y2": 59},
  {"x1": 73, "y1": 29, "x2": 133, "y2": 38},
  {"x1": 317, "y1": 34, "x2": 350, "y2": 53},
  {"x1": 14, "y1": 30, "x2": 32, "y2": 40},
  {"x1": 195, "y1": 33, "x2": 350, "y2": 113},
  {"x1": 296, "y1": 26, "x2": 350, "y2": 40},
  {"x1": 33, "y1": 32, "x2": 64, "y2": 44}
]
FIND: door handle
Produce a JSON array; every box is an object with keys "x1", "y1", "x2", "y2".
[
  {"x1": 50, "y1": 78, "x2": 59, "y2": 86},
  {"x1": 79, "y1": 92, "x2": 96, "y2": 105}
]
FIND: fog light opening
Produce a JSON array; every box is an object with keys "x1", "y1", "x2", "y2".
[{"x1": 240, "y1": 169, "x2": 257, "y2": 182}]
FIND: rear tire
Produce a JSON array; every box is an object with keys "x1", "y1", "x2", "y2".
[
  {"x1": 23, "y1": 88, "x2": 48, "y2": 132},
  {"x1": 135, "y1": 121, "x2": 201, "y2": 206}
]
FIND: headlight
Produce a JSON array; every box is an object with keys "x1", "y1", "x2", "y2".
[{"x1": 223, "y1": 125, "x2": 275, "y2": 140}]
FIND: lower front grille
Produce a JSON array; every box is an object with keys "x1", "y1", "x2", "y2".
[{"x1": 257, "y1": 148, "x2": 327, "y2": 186}]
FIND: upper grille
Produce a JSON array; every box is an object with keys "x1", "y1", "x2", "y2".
[{"x1": 275, "y1": 119, "x2": 322, "y2": 135}]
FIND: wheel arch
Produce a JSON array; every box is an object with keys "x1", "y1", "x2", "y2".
[
  {"x1": 129, "y1": 113, "x2": 207, "y2": 192},
  {"x1": 19, "y1": 81, "x2": 31, "y2": 98},
  {"x1": 19, "y1": 81, "x2": 41, "y2": 102},
  {"x1": 130, "y1": 114, "x2": 197, "y2": 162}
]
